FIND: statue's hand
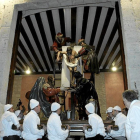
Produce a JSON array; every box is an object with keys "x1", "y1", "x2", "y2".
[{"x1": 56, "y1": 57, "x2": 60, "y2": 62}]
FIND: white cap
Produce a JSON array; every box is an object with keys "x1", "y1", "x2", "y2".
[
  {"x1": 85, "y1": 103, "x2": 95, "y2": 114},
  {"x1": 51, "y1": 102, "x2": 61, "y2": 111},
  {"x1": 113, "y1": 106, "x2": 121, "y2": 111},
  {"x1": 15, "y1": 110, "x2": 21, "y2": 117},
  {"x1": 106, "y1": 107, "x2": 113, "y2": 113},
  {"x1": 4, "y1": 104, "x2": 13, "y2": 112},
  {"x1": 30, "y1": 99, "x2": 39, "y2": 109}
]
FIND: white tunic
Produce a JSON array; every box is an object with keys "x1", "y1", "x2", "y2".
[
  {"x1": 110, "y1": 112, "x2": 126, "y2": 138},
  {"x1": 85, "y1": 113, "x2": 106, "y2": 138},
  {"x1": 47, "y1": 112, "x2": 69, "y2": 140},
  {"x1": 22, "y1": 110, "x2": 44, "y2": 140},
  {"x1": 125, "y1": 100, "x2": 140, "y2": 140},
  {"x1": 0, "y1": 111, "x2": 21, "y2": 137}
]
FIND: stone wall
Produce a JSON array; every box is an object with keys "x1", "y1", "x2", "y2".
[
  {"x1": 120, "y1": 0, "x2": 140, "y2": 97},
  {"x1": 11, "y1": 75, "x2": 22, "y2": 109},
  {"x1": 0, "y1": 103, "x2": 4, "y2": 119},
  {"x1": 132, "y1": 0, "x2": 140, "y2": 40},
  {"x1": 0, "y1": 0, "x2": 140, "y2": 105}
]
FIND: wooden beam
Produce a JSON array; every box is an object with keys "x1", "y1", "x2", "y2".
[
  {"x1": 16, "y1": 58, "x2": 26, "y2": 71},
  {"x1": 71, "y1": 7, "x2": 77, "y2": 41},
  {"x1": 99, "y1": 21, "x2": 118, "y2": 67},
  {"x1": 17, "y1": 51, "x2": 32, "y2": 71},
  {"x1": 15, "y1": 70, "x2": 62, "y2": 75},
  {"x1": 96, "y1": 8, "x2": 114, "y2": 55},
  {"x1": 103, "y1": 38, "x2": 120, "y2": 69},
  {"x1": 115, "y1": 2, "x2": 128, "y2": 90},
  {"x1": 89, "y1": 7, "x2": 102, "y2": 46},
  {"x1": 116, "y1": 61, "x2": 122, "y2": 68},
  {"x1": 64, "y1": 8, "x2": 71, "y2": 40},
  {"x1": 35, "y1": 13, "x2": 54, "y2": 69},
  {"x1": 84, "y1": 69, "x2": 123, "y2": 73},
  {"x1": 85, "y1": 7, "x2": 96, "y2": 44},
  {"x1": 15, "y1": 66, "x2": 22, "y2": 73},
  {"x1": 19, "y1": 40, "x2": 38, "y2": 72},
  {"x1": 52, "y1": 9, "x2": 61, "y2": 34},
  {"x1": 81, "y1": 6, "x2": 89, "y2": 39},
  {"x1": 25, "y1": 16, "x2": 50, "y2": 71},
  {"x1": 59, "y1": 9, "x2": 66, "y2": 37},
  {"x1": 109, "y1": 50, "x2": 121, "y2": 69},
  {"x1": 75, "y1": 7, "x2": 84, "y2": 43},
  {"x1": 20, "y1": 24, "x2": 44, "y2": 71},
  {"x1": 6, "y1": 11, "x2": 22, "y2": 104},
  {"x1": 46, "y1": 10, "x2": 56, "y2": 41}
]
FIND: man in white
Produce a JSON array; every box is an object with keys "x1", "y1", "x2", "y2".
[
  {"x1": 15, "y1": 110, "x2": 24, "y2": 140},
  {"x1": 106, "y1": 106, "x2": 126, "y2": 140},
  {"x1": 22, "y1": 99, "x2": 46, "y2": 140},
  {"x1": 15, "y1": 110, "x2": 24, "y2": 122},
  {"x1": 47, "y1": 102, "x2": 70, "y2": 140},
  {"x1": 122, "y1": 90, "x2": 140, "y2": 140},
  {"x1": 0, "y1": 104, "x2": 21, "y2": 140},
  {"x1": 106, "y1": 107, "x2": 114, "y2": 121},
  {"x1": 83, "y1": 103, "x2": 105, "y2": 140}
]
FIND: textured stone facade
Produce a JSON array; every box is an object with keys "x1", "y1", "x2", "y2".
[
  {"x1": 0, "y1": 103, "x2": 4, "y2": 119},
  {"x1": 120, "y1": 0, "x2": 140, "y2": 97},
  {"x1": 11, "y1": 75, "x2": 22, "y2": 109},
  {"x1": 95, "y1": 73, "x2": 106, "y2": 120},
  {"x1": 0, "y1": 0, "x2": 140, "y2": 111}
]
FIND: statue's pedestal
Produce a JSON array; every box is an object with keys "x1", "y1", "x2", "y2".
[{"x1": 65, "y1": 88, "x2": 76, "y2": 120}]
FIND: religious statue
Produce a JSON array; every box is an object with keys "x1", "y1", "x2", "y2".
[
  {"x1": 51, "y1": 32, "x2": 71, "y2": 53},
  {"x1": 50, "y1": 32, "x2": 72, "y2": 69},
  {"x1": 57, "y1": 46, "x2": 79, "y2": 87},
  {"x1": 73, "y1": 71, "x2": 101, "y2": 119},
  {"x1": 43, "y1": 76, "x2": 60, "y2": 103},
  {"x1": 75, "y1": 39, "x2": 100, "y2": 84},
  {"x1": 26, "y1": 77, "x2": 60, "y2": 117}
]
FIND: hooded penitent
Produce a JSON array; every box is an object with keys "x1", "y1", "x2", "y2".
[
  {"x1": 29, "y1": 77, "x2": 51, "y2": 117},
  {"x1": 73, "y1": 71, "x2": 101, "y2": 119}
]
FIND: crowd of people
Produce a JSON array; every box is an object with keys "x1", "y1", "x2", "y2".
[{"x1": 0, "y1": 90, "x2": 140, "y2": 140}]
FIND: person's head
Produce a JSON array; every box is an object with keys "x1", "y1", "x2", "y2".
[
  {"x1": 106, "y1": 107, "x2": 113, "y2": 118},
  {"x1": 85, "y1": 103, "x2": 95, "y2": 115},
  {"x1": 56, "y1": 32, "x2": 63, "y2": 41},
  {"x1": 78, "y1": 39, "x2": 85, "y2": 46},
  {"x1": 73, "y1": 71, "x2": 83, "y2": 79},
  {"x1": 122, "y1": 108, "x2": 128, "y2": 116},
  {"x1": 30, "y1": 99, "x2": 40, "y2": 113},
  {"x1": 15, "y1": 110, "x2": 24, "y2": 119},
  {"x1": 67, "y1": 47, "x2": 72, "y2": 56},
  {"x1": 48, "y1": 75, "x2": 54, "y2": 83},
  {"x1": 4, "y1": 104, "x2": 14, "y2": 113},
  {"x1": 70, "y1": 42, "x2": 76, "y2": 48},
  {"x1": 51, "y1": 102, "x2": 61, "y2": 115},
  {"x1": 112, "y1": 106, "x2": 121, "y2": 117},
  {"x1": 122, "y1": 90, "x2": 138, "y2": 109}
]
